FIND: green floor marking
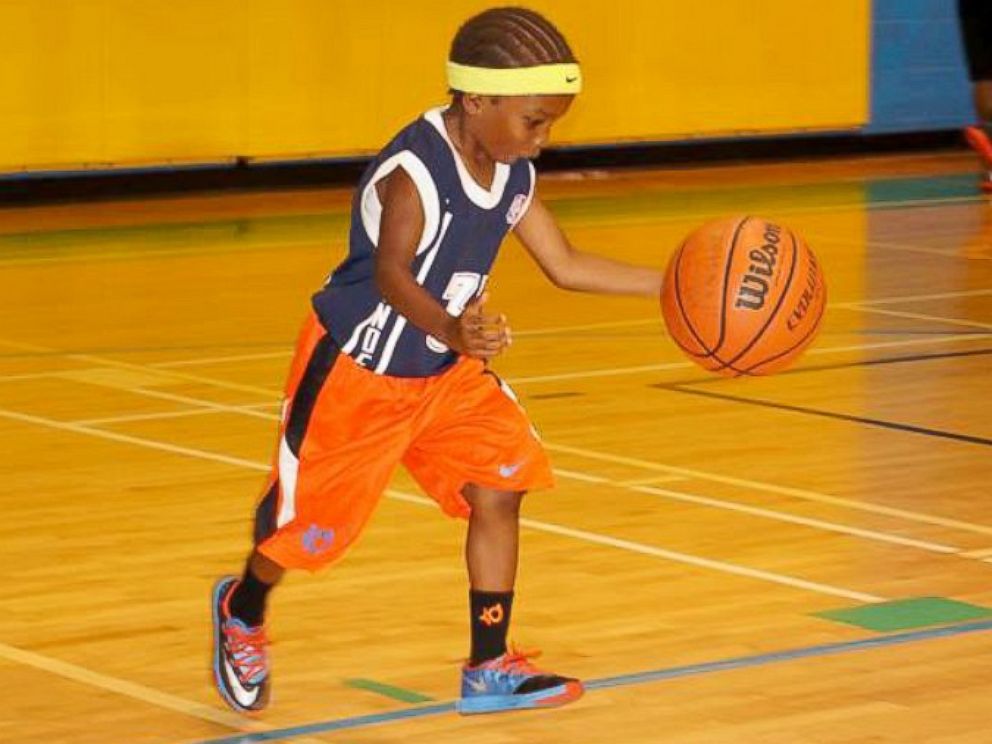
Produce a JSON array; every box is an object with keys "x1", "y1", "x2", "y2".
[
  {"x1": 344, "y1": 678, "x2": 435, "y2": 704},
  {"x1": 815, "y1": 596, "x2": 992, "y2": 632},
  {"x1": 866, "y1": 173, "x2": 980, "y2": 206}
]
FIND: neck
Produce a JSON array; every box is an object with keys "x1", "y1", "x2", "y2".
[{"x1": 442, "y1": 105, "x2": 496, "y2": 188}]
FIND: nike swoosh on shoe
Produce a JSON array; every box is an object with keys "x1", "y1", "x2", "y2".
[{"x1": 223, "y1": 658, "x2": 261, "y2": 707}]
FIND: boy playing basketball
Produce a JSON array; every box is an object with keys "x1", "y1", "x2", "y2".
[{"x1": 212, "y1": 6, "x2": 663, "y2": 715}]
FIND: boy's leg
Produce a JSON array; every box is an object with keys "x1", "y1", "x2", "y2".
[
  {"x1": 402, "y1": 358, "x2": 580, "y2": 713},
  {"x1": 464, "y1": 485, "x2": 521, "y2": 664},
  {"x1": 212, "y1": 316, "x2": 411, "y2": 714},
  {"x1": 229, "y1": 550, "x2": 284, "y2": 626},
  {"x1": 458, "y1": 484, "x2": 583, "y2": 715}
]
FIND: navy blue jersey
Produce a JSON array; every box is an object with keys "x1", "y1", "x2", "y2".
[{"x1": 311, "y1": 107, "x2": 535, "y2": 378}]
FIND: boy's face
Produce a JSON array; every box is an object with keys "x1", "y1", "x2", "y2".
[{"x1": 467, "y1": 94, "x2": 574, "y2": 164}]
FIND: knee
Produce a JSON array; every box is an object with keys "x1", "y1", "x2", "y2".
[{"x1": 465, "y1": 486, "x2": 524, "y2": 522}]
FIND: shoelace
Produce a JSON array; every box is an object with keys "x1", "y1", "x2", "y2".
[
  {"x1": 224, "y1": 622, "x2": 269, "y2": 685},
  {"x1": 496, "y1": 647, "x2": 543, "y2": 675}
]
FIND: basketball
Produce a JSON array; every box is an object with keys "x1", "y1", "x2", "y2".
[{"x1": 661, "y1": 216, "x2": 827, "y2": 376}]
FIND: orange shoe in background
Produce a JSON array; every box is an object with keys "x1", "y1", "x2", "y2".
[{"x1": 964, "y1": 125, "x2": 992, "y2": 168}]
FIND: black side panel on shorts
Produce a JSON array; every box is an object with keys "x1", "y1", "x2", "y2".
[
  {"x1": 285, "y1": 333, "x2": 339, "y2": 456},
  {"x1": 252, "y1": 333, "x2": 339, "y2": 546},
  {"x1": 253, "y1": 481, "x2": 279, "y2": 545}
]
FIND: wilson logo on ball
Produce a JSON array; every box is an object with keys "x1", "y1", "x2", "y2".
[{"x1": 734, "y1": 223, "x2": 782, "y2": 311}]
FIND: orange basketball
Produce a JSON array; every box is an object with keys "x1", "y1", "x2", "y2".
[{"x1": 661, "y1": 215, "x2": 826, "y2": 376}]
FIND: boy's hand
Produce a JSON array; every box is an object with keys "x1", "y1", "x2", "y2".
[{"x1": 447, "y1": 292, "x2": 512, "y2": 361}]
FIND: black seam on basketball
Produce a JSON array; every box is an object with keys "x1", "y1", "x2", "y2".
[
  {"x1": 714, "y1": 227, "x2": 799, "y2": 372},
  {"x1": 714, "y1": 215, "x2": 751, "y2": 357},
  {"x1": 710, "y1": 350, "x2": 750, "y2": 376},
  {"x1": 673, "y1": 239, "x2": 715, "y2": 358},
  {"x1": 744, "y1": 283, "x2": 826, "y2": 374}
]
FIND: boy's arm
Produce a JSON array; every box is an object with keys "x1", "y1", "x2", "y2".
[
  {"x1": 513, "y1": 193, "x2": 663, "y2": 297},
  {"x1": 374, "y1": 168, "x2": 508, "y2": 360}
]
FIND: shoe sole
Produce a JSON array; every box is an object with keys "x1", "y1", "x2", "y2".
[
  {"x1": 457, "y1": 680, "x2": 584, "y2": 715},
  {"x1": 211, "y1": 576, "x2": 263, "y2": 715}
]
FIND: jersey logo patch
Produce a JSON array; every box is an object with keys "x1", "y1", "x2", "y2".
[{"x1": 506, "y1": 193, "x2": 528, "y2": 225}]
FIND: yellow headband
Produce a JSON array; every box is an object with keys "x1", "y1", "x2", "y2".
[{"x1": 446, "y1": 61, "x2": 582, "y2": 95}]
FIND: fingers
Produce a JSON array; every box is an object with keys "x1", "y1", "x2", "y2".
[
  {"x1": 457, "y1": 306, "x2": 511, "y2": 360},
  {"x1": 462, "y1": 291, "x2": 489, "y2": 317}
]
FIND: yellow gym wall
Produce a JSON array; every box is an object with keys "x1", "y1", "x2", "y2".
[{"x1": 0, "y1": 0, "x2": 869, "y2": 173}]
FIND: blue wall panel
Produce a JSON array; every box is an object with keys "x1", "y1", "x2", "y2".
[{"x1": 870, "y1": 0, "x2": 975, "y2": 132}]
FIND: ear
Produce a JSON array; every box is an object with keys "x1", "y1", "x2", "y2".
[{"x1": 462, "y1": 93, "x2": 485, "y2": 115}]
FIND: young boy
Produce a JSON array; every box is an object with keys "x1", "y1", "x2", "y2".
[{"x1": 212, "y1": 6, "x2": 663, "y2": 716}]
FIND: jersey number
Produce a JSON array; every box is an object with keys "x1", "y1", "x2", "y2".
[{"x1": 426, "y1": 272, "x2": 488, "y2": 353}]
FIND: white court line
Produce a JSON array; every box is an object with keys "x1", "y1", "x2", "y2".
[
  {"x1": 14, "y1": 371, "x2": 965, "y2": 559},
  {"x1": 6, "y1": 335, "x2": 991, "y2": 544},
  {"x1": 544, "y1": 442, "x2": 992, "y2": 538},
  {"x1": 0, "y1": 405, "x2": 884, "y2": 605},
  {"x1": 801, "y1": 332, "x2": 990, "y2": 356},
  {"x1": 0, "y1": 641, "x2": 259, "y2": 732},
  {"x1": 0, "y1": 238, "x2": 331, "y2": 267},
  {"x1": 552, "y1": 468, "x2": 960, "y2": 554},
  {"x1": 22, "y1": 362, "x2": 979, "y2": 557},
  {"x1": 153, "y1": 350, "x2": 292, "y2": 368},
  {"x1": 804, "y1": 232, "x2": 987, "y2": 259},
  {"x1": 505, "y1": 331, "x2": 991, "y2": 384},
  {"x1": 0, "y1": 338, "x2": 281, "y2": 398},
  {"x1": 137, "y1": 289, "x2": 992, "y2": 371},
  {"x1": 383, "y1": 490, "x2": 884, "y2": 603},
  {"x1": 2, "y1": 287, "x2": 989, "y2": 384},
  {"x1": 616, "y1": 474, "x2": 690, "y2": 487},
  {"x1": 560, "y1": 194, "x2": 984, "y2": 229},
  {"x1": 840, "y1": 288, "x2": 992, "y2": 307},
  {"x1": 508, "y1": 361, "x2": 692, "y2": 384},
  {"x1": 960, "y1": 547, "x2": 992, "y2": 559},
  {"x1": 3, "y1": 329, "x2": 985, "y2": 388},
  {"x1": 75, "y1": 400, "x2": 279, "y2": 426},
  {"x1": 149, "y1": 319, "x2": 666, "y2": 370},
  {"x1": 843, "y1": 305, "x2": 992, "y2": 332}
]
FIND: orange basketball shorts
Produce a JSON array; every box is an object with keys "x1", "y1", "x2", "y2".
[{"x1": 252, "y1": 312, "x2": 554, "y2": 571}]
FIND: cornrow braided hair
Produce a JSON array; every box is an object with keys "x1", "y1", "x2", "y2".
[{"x1": 449, "y1": 6, "x2": 577, "y2": 71}]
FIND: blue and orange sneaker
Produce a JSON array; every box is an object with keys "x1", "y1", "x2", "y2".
[
  {"x1": 457, "y1": 648, "x2": 584, "y2": 715},
  {"x1": 211, "y1": 576, "x2": 270, "y2": 714}
]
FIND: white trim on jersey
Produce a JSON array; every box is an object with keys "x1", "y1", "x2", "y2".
[
  {"x1": 423, "y1": 107, "x2": 510, "y2": 210},
  {"x1": 360, "y1": 150, "x2": 440, "y2": 256},
  {"x1": 374, "y1": 211, "x2": 454, "y2": 373},
  {"x1": 510, "y1": 161, "x2": 537, "y2": 228}
]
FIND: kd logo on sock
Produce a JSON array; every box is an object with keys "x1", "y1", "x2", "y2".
[{"x1": 479, "y1": 603, "x2": 504, "y2": 626}]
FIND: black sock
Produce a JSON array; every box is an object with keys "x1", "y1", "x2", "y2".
[
  {"x1": 228, "y1": 567, "x2": 274, "y2": 627},
  {"x1": 469, "y1": 589, "x2": 513, "y2": 665}
]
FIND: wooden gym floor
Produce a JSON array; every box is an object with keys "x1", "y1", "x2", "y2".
[{"x1": 0, "y1": 150, "x2": 990, "y2": 743}]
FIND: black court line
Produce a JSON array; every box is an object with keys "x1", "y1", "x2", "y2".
[
  {"x1": 653, "y1": 346, "x2": 992, "y2": 389},
  {"x1": 663, "y1": 385, "x2": 991, "y2": 447}
]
